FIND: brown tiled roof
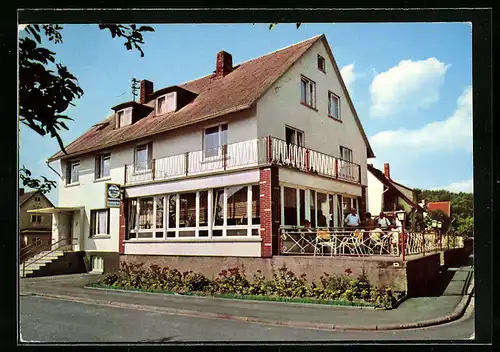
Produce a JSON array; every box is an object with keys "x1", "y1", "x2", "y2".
[
  {"x1": 49, "y1": 34, "x2": 374, "y2": 161},
  {"x1": 367, "y1": 164, "x2": 424, "y2": 212},
  {"x1": 19, "y1": 191, "x2": 36, "y2": 206},
  {"x1": 426, "y1": 201, "x2": 451, "y2": 217}
]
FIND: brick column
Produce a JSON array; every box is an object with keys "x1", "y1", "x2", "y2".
[
  {"x1": 259, "y1": 166, "x2": 280, "y2": 257},
  {"x1": 119, "y1": 199, "x2": 127, "y2": 255}
]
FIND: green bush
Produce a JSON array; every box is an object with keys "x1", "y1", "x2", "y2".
[{"x1": 95, "y1": 263, "x2": 404, "y2": 309}]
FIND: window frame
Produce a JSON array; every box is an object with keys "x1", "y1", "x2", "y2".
[
  {"x1": 134, "y1": 142, "x2": 153, "y2": 174},
  {"x1": 300, "y1": 75, "x2": 317, "y2": 110},
  {"x1": 328, "y1": 91, "x2": 341, "y2": 121},
  {"x1": 90, "y1": 209, "x2": 110, "y2": 237},
  {"x1": 30, "y1": 214, "x2": 42, "y2": 224},
  {"x1": 339, "y1": 146, "x2": 353, "y2": 162},
  {"x1": 95, "y1": 153, "x2": 111, "y2": 180},
  {"x1": 156, "y1": 92, "x2": 176, "y2": 115},
  {"x1": 285, "y1": 126, "x2": 305, "y2": 147},
  {"x1": 203, "y1": 123, "x2": 228, "y2": 159},
  {"x1": 317, "y1": 54, "x2": 326, "y2": 73},
  {"x1": 116, "y1": 110, "x2": 125, "y2": 128},
  {"x1": 126, "y1": 184, "x2": 260, "y2": 241},
  {"x1": 66, "y1": 160, "x2": 80, "y2": 185}
]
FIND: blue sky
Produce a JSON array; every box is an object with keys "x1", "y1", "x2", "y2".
[{"x1": 19, "y1": 23, "x2": 472, "y2": 204}]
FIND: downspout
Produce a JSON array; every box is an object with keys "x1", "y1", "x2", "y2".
[
  {"x1": 381, "y1": 185, "x2": 389, "y2": 212},
  {"x1": 46, "y1": 160, "x2": 62, "y2": 179}
]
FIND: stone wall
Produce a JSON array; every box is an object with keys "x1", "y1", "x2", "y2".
[
  {"x1": 405, "y1": 253, "x2": 441, "y2": 296},
  {"x1": 26, "y1": 251, "x2": 87, "y2": 278},
  {"x1": 120, "y1": 254, "x2": 416, "y2": 292}
]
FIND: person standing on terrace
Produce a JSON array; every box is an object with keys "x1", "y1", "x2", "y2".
[
  {"x1": 377, "y1": 212, "x2": 391, "y2": 230},
  {"x1": 344, "y1": 208, "x2": 360, "y2": 228}
]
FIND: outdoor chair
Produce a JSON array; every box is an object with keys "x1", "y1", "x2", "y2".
[
  {"x1": 314, "y1": 230, "x2": 337, "y2": 256},
  {"x1": 339, "y1": 229, "x2": 363, "y2": 256},
  {"x1": 368, "y1": 228, "x2": 389, "y2": 255}
]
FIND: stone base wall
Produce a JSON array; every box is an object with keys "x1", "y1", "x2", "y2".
[
  {"x1": 26, "y1": 251, "x2": 87, "y2": 278},
  {"x1": 84, "y1": 251, "x2": 120, "y2": 274},
  {"x1": 405, "y1": 253, "x2": 441, "y2": 297},
  {"x1": 120, "y1": 254, "x2": 422, "y2": 293}
]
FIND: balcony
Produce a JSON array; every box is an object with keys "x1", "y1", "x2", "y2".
[{"x1": 124, "y1": 136, "x2": 361, "y2": 186}]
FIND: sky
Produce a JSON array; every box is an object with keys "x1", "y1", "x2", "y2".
[{"x1": 18, "y1": 23, "x2": 473, "y2": 205}]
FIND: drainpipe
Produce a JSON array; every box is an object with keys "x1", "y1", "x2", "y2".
[{"x1": 46, "y1": 160, "x2": 62, "y2": 179}]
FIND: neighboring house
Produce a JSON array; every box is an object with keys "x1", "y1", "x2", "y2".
[
  {"x1": 425, "y1": 201, "x2": 451, "y2": 217},
  {"x1": 19, "y1": 188, "x2": 54, "y2": 248},
  {"x1": 45, "y1": 34, "x2": 374, "y2": 273},
  {"x1": 367, "y1": 163, "x2": 424, "y2": 223}
]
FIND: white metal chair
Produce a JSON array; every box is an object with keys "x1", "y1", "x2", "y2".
[{"x1": 314, "y1": 230, "x2": 337, "y2": 256}]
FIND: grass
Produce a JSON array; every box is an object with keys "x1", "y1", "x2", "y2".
[{"x1": 85, "y1": 283, "x2": 377, "y2": 308}]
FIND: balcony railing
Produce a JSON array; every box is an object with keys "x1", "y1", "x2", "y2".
[{"x1": 124, "y1": 136, "x2": 361, "y2": 185}]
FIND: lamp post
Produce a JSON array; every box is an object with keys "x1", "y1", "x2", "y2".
[
  {"x1": 431, "y1": 219, "x2": 438, "y2": 252},
  {"x1": 396, "y1": 211, "x2": 406, "y2": 263},
  {"x1": 422, "y1": 212, "x2": 428, "y2": 255},
  {"x1": 437, "y1": 221, "x2": 443, "y2": 251}
]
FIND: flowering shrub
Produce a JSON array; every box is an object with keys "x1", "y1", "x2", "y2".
[{"x1": 96, "y1": 263, "x2": 404, "y2": 309}]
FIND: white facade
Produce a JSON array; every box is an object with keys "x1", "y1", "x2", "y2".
[
  {"x1": 256, "y1": 40, "x2": 368, "y2": 186},
  {"x1": 367, "y1": 171, "x2": 385, "y2": 215},
  {"x1": 56, "y1": 38, "x2": 369, "y2": 258}
]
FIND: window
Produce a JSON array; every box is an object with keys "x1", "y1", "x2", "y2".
[
  {"x1": 157, "y1": 96, "x2": 166, "y2": 114},
  {"x1": 317, "y1": 55, "x2": 326, "y2": 73},
  {"x1": 300, "y1": 75, "x2": 316, "y2": 109},
  {"x1": 157, "y1": 93, "x2": 176, "y2": 115},
  {"x1": 285, "y1": 126, "x2": 304, "y2": 147},
  {"x1": 179, "y1": 192, "x2": 196, "y2": 228},
  {"x1": 30, "y1": 215, "x2": 42, "y2": 224},
  {"x1": 203, "y1": 123, "x2": 228, "y2": 158},
  {"x1": 34, "y1": 196, "x2": 41, "y2": 202},
  {"x1": 90, "y1": 209, "x2": 110, "y2": 236},
  {"x1": 116, "y1": 110, "x2": 124, "y2": 128},
  {"x1": 340, "y1": 146, "x2": 353, "y2": 162},
  {"x1": 316, "y1": 192, "x2": 329, "y2": 227},
  {"x1": 95, "y1": 154, "x2": 111, "y2": 179},
  {"x1": 283, "y1": 187, "x2": 298, "y2": 226},
  {"x1": 66, "y1": 160, "x2": 80, "y2": 185},
  {"x1": 227, "y1": 186, "x2": 248, "y2": 226},
  {"x1": 328, "y1": 92, "x2": 340, "y2": 120},
  {"x1": 134, "y1": 143, "x2": 152, "y2": 172}
]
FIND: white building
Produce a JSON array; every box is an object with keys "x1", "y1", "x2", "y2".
[{"x1": 44, "y1": 34, "x2": 375, "y2": 273}]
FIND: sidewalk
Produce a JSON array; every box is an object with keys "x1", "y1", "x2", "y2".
[{"x1": 20, "y1": 256, "x2": 474, "y2": 331}]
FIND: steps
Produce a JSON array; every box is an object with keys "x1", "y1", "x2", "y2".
[{"x1": 20, "y1": 251, "x2": 65, "y2": 278}]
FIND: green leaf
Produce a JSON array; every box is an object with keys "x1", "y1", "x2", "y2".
[
  {"x1": 269, "y1": 23, "x2": 277, "y2": 31},
  {"x1": 138, "y1": 26, "x2": 155, "y2": 32},
  {"x1": 296, "y1": 23, "x2": 301, "y2": 29}
]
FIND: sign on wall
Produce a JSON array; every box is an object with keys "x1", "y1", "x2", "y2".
[{"x1": 105, "y1": 183, "x2": 121, "y2": 208}]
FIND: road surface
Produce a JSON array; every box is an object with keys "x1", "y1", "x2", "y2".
[{"x1": 20, "y1": 295, "x2": 474, "y2": 342}]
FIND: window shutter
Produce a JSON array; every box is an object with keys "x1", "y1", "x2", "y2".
[
  {"x1": 66, "y1": 163, "x2": 71, "y2": 184},
  {"x1": 95, "y1": 156, "x2": 100, "y2": 179},
  {"x1": 147, "y1": 143, "x2": 153, "y2": 169},
  {"x1": 90, "y1": 211, "x2": 95, "y2": 236}
]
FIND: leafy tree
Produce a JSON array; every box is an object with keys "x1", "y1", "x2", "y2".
[
  {"x1": 19, "y1": 24, "x2": 155, "y2": 194},
  {"x1": 415, "y1": 188, "x2": 473, "y2": 237}
]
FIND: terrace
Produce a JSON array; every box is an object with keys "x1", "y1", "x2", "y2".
[
  {"x1": 124, "y1": 136, "x2": 361, "y2": 186},
  {"x1": 279, "y1": 226, "x2": 466, "y2": 260}
]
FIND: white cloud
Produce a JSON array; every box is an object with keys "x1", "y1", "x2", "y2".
[
  {"x1": 370, "y1": 57, "x2": 450, "y2": 118},
  {"x1": 340, "y1": 63, "x2": 357, "y2": 93},
  {"x1": 432, "y1": 178, "x2": 473, "y2": 193},
  {"x1": 370, "y1": 85, "x2": 472, "y2": 152}
]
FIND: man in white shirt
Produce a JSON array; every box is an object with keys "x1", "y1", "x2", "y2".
[
  {"x1": 344, "y1": 208, "x2": 360, "y2": 227},
  {"x1": 377, "y1": 212, "x2": 392, "y2": 229}
]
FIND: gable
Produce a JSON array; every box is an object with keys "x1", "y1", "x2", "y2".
[{"x1": 21, "y1": 191, "x2": 54, "y2": 210}]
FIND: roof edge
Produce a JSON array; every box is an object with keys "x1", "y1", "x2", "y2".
[
  {"x1": 47, "y1": 104, "x2": 253, "y2": 162},
  {"x1": 321, "y1": 36, "x2": 375, "y2": 158}
]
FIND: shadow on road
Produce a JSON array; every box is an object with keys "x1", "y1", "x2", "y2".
[{"x1": 139, "y1": 336, "x2": 178, "y2": 343}]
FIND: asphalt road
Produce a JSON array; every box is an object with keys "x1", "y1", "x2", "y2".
[{"x1": 20, "y1": 295, "x2": 474, "y2": 343}]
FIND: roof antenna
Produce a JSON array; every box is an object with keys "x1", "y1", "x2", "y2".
[{"x1": 131, "y1": 78, "x2": 139, "y2": 102}]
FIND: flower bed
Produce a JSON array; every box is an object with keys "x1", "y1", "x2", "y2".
[{"x1": 93, "y1": 263, "x2": 405, "y2": 309}]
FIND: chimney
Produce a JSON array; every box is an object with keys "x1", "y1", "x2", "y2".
[
  {"x1": 140, "y1": 80, "x2": 154, "y2": 104},
  {"x1": 384, "y1": 163, "x2": 391, "y2": 179},
  {"x1": 20, "y1": 188, "x2": 24, "y2": 196},
  {"x1": 215, "y1": 51, "x2": 233, "y2": 78}
]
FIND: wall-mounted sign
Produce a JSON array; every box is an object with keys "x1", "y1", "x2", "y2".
[{"x1": 106, "y1": 183, "x2": 121, "y2": 208}]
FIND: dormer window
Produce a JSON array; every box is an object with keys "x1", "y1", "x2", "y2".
[
  {"x1": 156, "y1": 92, "x2": 176, "y2": 115},
  {"x1": 117, "y1": 110, "x2": 125, "y2": 128}
]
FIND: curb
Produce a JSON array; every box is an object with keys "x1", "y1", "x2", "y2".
[{"x1": 24, "y1": 278, "x2": 475, "y2": 332}]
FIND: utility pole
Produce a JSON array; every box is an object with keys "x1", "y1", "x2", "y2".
[{"x1": 131, "y1": 78, "x2": 139, "y2": 102}]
